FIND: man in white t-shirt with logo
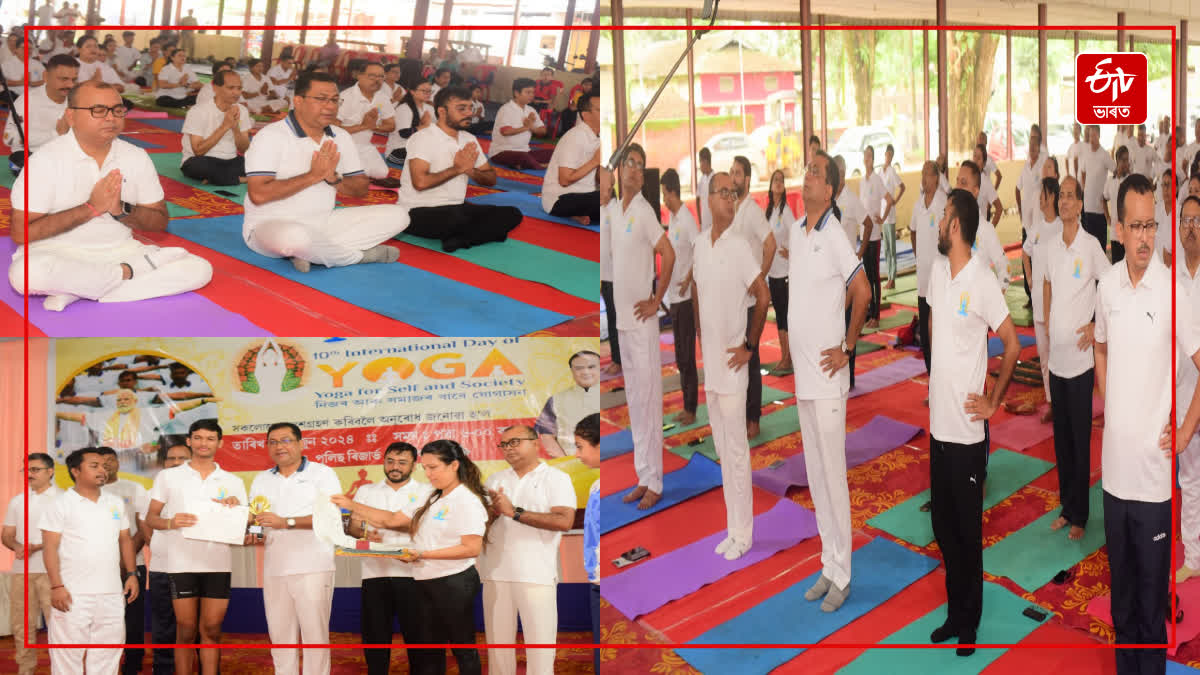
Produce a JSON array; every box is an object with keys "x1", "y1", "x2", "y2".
[
  {"x1": 336, "y1": 62, "x2": 400, "y2": 189},
  {"x1": 1174, "y1": 196, "x2": 1200, "y2": 586},
  {"x1": 730, "y1": 155, "x2": 775, "y2": 438},
  {"x1": 141, "y1": 437, "x2": 191, "y2": 675},
  {"x1": 859, "y1": 145, "x2": 888, "y2": 328},
  {"x1": 480, "y1": 426, "x2": 576, "y2": 675},
  {"x1": 488, "y1": 77, "x2": 552, "y2": 170},
  {"x1": 180, "y1": 69, "x2": 251, "y2": 186},
  {"x1": 97, "y1": 447, "x2": 151, "y2": 675},
  {"x1": 911, "y1": 161, "x2": 947, "y2": 375},
  {"x1": 3, "y1": 452, "x2": 61, "y2": 675},
  {"x1": 1080, "y1": 124, "x2": 1116, "y2": 252},
  {"x1": 660, "y1": 169, "x2": 699, "y2": 425},
  {"x1": 541, "y1": 91, "x2": 600, "y2": 225}
]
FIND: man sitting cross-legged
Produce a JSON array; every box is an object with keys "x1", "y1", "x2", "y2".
[{"x1": 179, "y1": 69, "x2": 251, "y2": 186}]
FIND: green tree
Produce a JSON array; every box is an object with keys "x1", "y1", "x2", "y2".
[
  {"x1": 948, "y1": 31, "x2": 1000, "y2": 154},
  {"x1": 845, "y1": 30, "x2": 877, "y2": 125}
]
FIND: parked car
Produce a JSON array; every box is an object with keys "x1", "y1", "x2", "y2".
[
  {"x1": 676, "y1": 131, "x2": 767, "y2": 190},
  {"x1": 830, "y1": 126, "x2": 900, "y2": 178}
]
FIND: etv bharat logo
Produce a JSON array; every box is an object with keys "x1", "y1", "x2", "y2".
[{"x1": 1076, "y1": 52, "x2": 1147, "y2": 125}]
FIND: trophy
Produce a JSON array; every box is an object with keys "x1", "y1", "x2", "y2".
[{"x1": 248, "y1": 495, "x2": 270, "y2": 539}]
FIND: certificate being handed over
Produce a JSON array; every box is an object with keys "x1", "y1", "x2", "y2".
[{"x1": 181, "y1": 500, "x2": 251, "y2": 545}]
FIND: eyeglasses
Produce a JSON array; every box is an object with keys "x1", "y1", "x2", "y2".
[
  {"x1": 267, "y1": 438, "x2": 298, "y2": 447},
  {"x1": 496, "y1": 437, "x2": 536, "y2": 450},
  {"x1": 709, "y1": 187, "x2": 738, "y2": 201},
  {"x1": 1124, "y1": 220, "x2": 1158, "y2": 235},
  {"x1": 415, "y1": 87, "x2": 432, "y2": 94},
  {"x1": 1181, "y1": 216, "x2": 1200, "y2": 229},
  {"x1": 20, "y1": 467, "x2": 50, "y2": 474},
  {"x1": 69, "y1": 104, "x2": 127, "y2": 118},
  {"x1": 298, "y1": 95, "x2": 339, "y2": 106}
]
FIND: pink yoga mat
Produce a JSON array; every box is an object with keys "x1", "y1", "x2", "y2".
[
  {"x1": 1087, "y1": 576, "x2": 1200, "y2": 656},
  {"x1": 602, "y1": 498, "x2": 818, "y2": 619},
  {"x1": 989, "y1": 396, "x2": 1104, "y2": 451},
  {"x1": 125, "y1": 110, "x2": 170, "y2": 118}
]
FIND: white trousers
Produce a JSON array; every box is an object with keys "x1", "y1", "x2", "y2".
[
  {"x1": 10, "y1": 239, "x2": 212, "y2": 302},
  {"x1": 356, "y1": 142, "x2": 390, "y2": 179},
  {"x1": 263, "y1": 571, "x2": 334, "y2": 675},
  {"x1": 709, "y1": 390, "x2": 754, "y2": 543},
  {"x1": 796, "y1": 398, "x2": 853, "y2": 589},
  {"x1": 1181, "y1": 432, "x2": 1200, "y2": 568},
  {"x1": 47, "y1": 592, "x2": 124, "y2": 675},
  {"x1": 618, "y1": 318, "x2": 664, "y2": 493},
  {"x1": 245, "y1": 204, "x2": 409, "y2": 268},
  {"x1": 482, "y1": 580, "x2": 558, "y2": 675},
  {"x1": 1034, "y1": 320, "x2": 1051, "y2": 403}
]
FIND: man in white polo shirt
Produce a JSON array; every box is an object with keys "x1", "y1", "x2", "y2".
[
  {"x1": 144, "y1": 420, "x2": 247, "y2": 675},
  {"x1": 5, "y1": 53, "x2": 77, "y2": 172},
  {"x1": 660, "y1": 169, "x2": 699, "y2": 424},
  {"x1": 141, "y1": 437, "x2": 191, "y2": 675},
  {"x1": 180, "y1": 69, "x2": 251, "y2": 186},
  {"x1": 96, "y1": 447, "x2": 150, "y2": 675},
  {"x1": 480, "y1": 425, "x2": 576, "y2": 675},
  {"x1": 691, "y1": 170, "x2": 771, "y2": 561},
  {"x1": 40, "y1": 447, "x2": 140, "y2": 675},
  {"x1": 336, "y1": 62, "x2": 401, "y2": 189},
  {"x1": 1080, "y1": 124, "x2": 1116, "y2": 252},
  {"x1": 910, "y1": 160, "x2": 947, "y2": 375},
  {"x1": 535, "y1": 350, "x2": 600, "y2": 457},
  {"x1": 1025, "y1": 177, "x2": 1063, "y2": 423},
  {"x1": 248, "y1": 422, "x2": 342, "y2": 675},
  {"x1": 1096, "y1": 175, "x2": 1200, "y2": 674},
  {"x1": 3, "y1": 453, "x2": 61, "y2": 675},
  {"x1": 1103, "y1": 146, "x2": 1133, "y2": 263},
  {"x1": 730, "y1": 155, "x2": 775, "y2": 438},
  {"x1": 489, "y1": 78, "x2": 552, "y2": 170},
  {"x1": 602, "y1": 145, "x2": 676, "y2": 510},
  {"x1": 399, "y1": 86, "x2": 523, "y2": 252},
  {"x1": 1043, "y1": 176, "x2": 1109, "y2": 542},
  {"x1": 789, "y1": 151, "x2": 871, "y2": 612},
  {"x1": 955, "y1": 160, "x2": 1009, "y2": 292},
  {"x1": 859, "y1": 146, "x2": 887, "y2": 328},
  {"x1": 975, "y1": 131, "x2": 1002, "y2": 190},
  {"x1": 9, "y1": 80, "x2": 213, "y2": 312},
  {"x1": 1176, "y1": 196, "x2": 1200, "y2": 585},
  {"x1": 347, "y1": 442, "x2": 431, "y2": 675},
  {"x1": 1016, "y1": 127, "x2": 1047, "y2": 306},
  {"x1": 244, "y1": 71, "x2": 408, "y2": 274},
  {"x1": 541, "y1": 90, "x2": 599, "y2": 225}
]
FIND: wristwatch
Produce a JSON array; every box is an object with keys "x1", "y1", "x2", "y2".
[
  {"x1": 512, "y1": 507, "x2": 525, "y2": 522},
  {"x1": 286, "y1": 518, "x2": 296, "y2": 529},
  {"x1": 744, "y1": 339, "x2": 757, "y2": 352},
  {"x1": 114, "y1": 201, "x2": 133, "y2": 220},
  {"x1": 840, "y1": 339, "x2": 852, "y2": 356}
]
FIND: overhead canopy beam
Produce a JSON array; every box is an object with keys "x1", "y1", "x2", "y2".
[
  {"x1": 937, "y1": 0, "x2": 947, "y2": 159},
  {"x1": 559, "y1": 0, "x2": 577, "y2": 68},
  {"x1": 1038, "y1": 3, "x2": 1047, "y2": 141},
  {"x1": 800, "y1": 0, "x2": 813, "y2": 166},
  {"x1": 612, "y1": 0, "x2": 628, "y2": 149}
]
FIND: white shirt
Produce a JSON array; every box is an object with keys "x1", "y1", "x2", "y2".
[
  {"x1": 1067, "y1": 141, "x2": 1087, "y2": 176},
  {"x1": 115, "y1": 45, "x2": 141, "y2": 75},
  {"x1": 859, "y1": 173, "x2": 886, "y2": 240},
  {"x1": 267, "y1": 64, "x2": 294, "y2": 89},
  {"x1": 787, "y1": 208, "x2": 863, "y2": 400},
  {"x1": 1023, "y1": 214, "x2": 1061, "y2": 326},
  {"x1": 766, "y1": 202, "x2": 794, "y2": 279},
  {"x1": 912, "y1": 190, "x2": 948, "y2": 298},
  {"x1": 3, "y1": 84, "x2": 68, "y2": 152},
  {"x1": 338, "y1": 84, "x2": 396, "y2": 148},
  {"x1": 1131, "y1": 142, "x2": 1156, "y2": 179},
  {"x1": 488, "y1": 100, "x2": 544, "y2": 156},
  {"x1": 386, "y1": 101, "x2": 435, "y2": 155},
  {"x1": 1017, "y1": 154, "x2": 1047, "y2": 230},
  {"x1": 1103, "y1": 175, "x2": 1132, "y2": 237},
  {"x1": 1080, "y1": 146, "x2": 1115, "y2": 213},
  {"x1": 836, "y1": 187, "x2": 867, "y2": 250},
  {"x1": 353, "y1": 479, "x2": 432, "y2": 580},
  {"x1": 600, "y1": 199, "x2": 612, "y2": 282},
  {"x1": 243, "y1": 113, "x2": 365, "y2": 235},
  {"x1": 1177, "y1": 263, "x2": 1200, "y2": 431},
  {"x1": 693, "y1": 227, "x2": 761, "y2": 395},
  {"x1": 541, "y1": 121, "x2": 599, "y2": 213},
  {"x1": 731, "y1": 198, "x2": 771, "y2": 307},
  {"x1": 147, "y1": 461, "x2": 248, "y2": 574},
  {"x1": 469, "y1": 99, "x2": 483, "y2": 123},
  {"x1": 929, "y1": 256, "x2": 1010, "y2": 444},
  {"x1": 1155, "y1": 201, "x2": 1174, "y2": 258},
  {"x1": 972, "y1": 216, "x2": 1009, "y2": 291},
  {"x1": 101, "y1": 478, "x2": 149, "y2": 567},
  {"x1": 696, "y1": 171, "x2": 713, "y2": 229},
  {"x1": 196, "y1": 81, "x2": 215, "y2": 107},
  {"x1": 38, "y1": 488, "x2": 126, "y2": 595},
  {"x1": 12, "y1": 130, "x2": 164, "y2": 255},
  {"x1": 880, "y1": 165, "x2": 902, "y2": 225},
  {"x1": 1095, "y1": 256, "x2": 1181, "y2": 502},
  {"x1": 157, "y1": 62, "x2": 193, "y2": 98},
  {"x1": 1044, "y1": 227, "x2": 1109, "y2": 378},
  {"x1": 978, "y1": 176, "x2": 1000, "y2": 217},
  {"x1": 181, "y1": 100, "x2": 251, "y2": 163},
  {"x1": 665, "y1": 206, "x2": 697, "y2": 304},
  {"x1": 608, "y1": 193, "x2": 663, "y2": 331},
  {"x1": 982, "y1": 155, "x2": 998, "y2": 179},
  {"x1": 241, "y1": 70, "x2": 272, "y2": 103},
  {"x1": 249, "y1": 458, "x2": 342, "y2": 577},
  {"x1": 4, "y1": 486, "x2": 61, "y2": 574},
  {"x1": 478, "y1": 463, "x2": 575, "y2": 586},
  {"x1": 37, "y1": 3, "x2": 54, "y2": 23},
  {"x1": 410, "y1": 483, "x2": 488, "y2": 581},
  {"x1": 398, "y1": 125, "x2": 486, "y2": 209}
]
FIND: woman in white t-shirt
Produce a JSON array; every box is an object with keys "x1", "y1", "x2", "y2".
[
  {"x1": 333, "y1": 439, "x2": 489, "y2": 675},
  {"x1": 241, "y1": 57, "x2": 287, "y2": 114},
  {"x1": 764, "y1": 169, "x2": 795, "y2": 375},
  {"x1": 155, "y1": 47, "x2": 201, "y2": 108},
  {"x1": 385, "y1": 80, "x2": 435, "y2": 165}
]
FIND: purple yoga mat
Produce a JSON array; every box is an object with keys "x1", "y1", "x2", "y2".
[
  {"x1": 601, "y1": 348, "x2": 676, "y2": 382},
  {"x1": 752, "y1": 416, "x2": 924, "y2": 497},
  {"x1": 989, "y1": 396, "x2": 1104, "y2": 451},
  {"x1": 0, "y1": 240, "x2": 269, "y2": 337},
  {"x1": 602, "y1": 498, "x2": 818, "y2": 619},
  {"x1": 848, "y1": 356, "x2": 927, "y2": 398}
]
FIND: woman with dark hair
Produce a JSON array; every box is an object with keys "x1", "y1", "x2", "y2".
[
  {"x1": 384, "y1": 78, "x2": 434, "y2": 165},
  {"x1": 333, "y1": 439, "x2": 489, "y2": 675},
  {"x1": 764, "y1": 169, "x2": 795, "y2": 375}
]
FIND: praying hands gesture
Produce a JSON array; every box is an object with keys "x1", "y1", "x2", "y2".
[
  {"x1": 222, "y1": 105, "x2": 240, "y2": 131},
  {"x1": 309, "y1": 140, "x2": 340, "y2": 183},
  {"x1": 89, "y1": 169, "x2": 123, "y2": 216},
  {"x1": 524, "y1": 111, "x2": 539, "y2": 130},
  {"x1": 361, "y1": 107, "x2": 379, "y2": 131},
  {"x1": 453, "y1": 142, "x2": 479, "y2": 174}
]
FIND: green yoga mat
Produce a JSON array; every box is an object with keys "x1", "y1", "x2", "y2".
[
  {"x1": 1006, "y1": 282, "x2": 1032, "y2": 327},
  {"x1": 866, "y1": 449, "x2": 1053, "y2": 547},
  {"x1": 396, "y1": 233, "x2": 597, "y2": 302},
  {"x1": 882, "y1": 272, "x2": 917, "y2": 298},
  {"x1": 669, "y1": 404, "x2": 799, "y2": 462},
  {"x1": 856, "y1": 341, "x2": 886, "y2": 355},
  {"x1": 862, "y1": 309, "x2": 915, "y2": 335},
  {"x1": 839, "y1": 582, "x2": 1044, "y2": 674},
  {"x1": 983, "y1": 484, "x2": 1106, "y2": 591},
  {"x1": 662, "y1": 384, "x2": 792, "y2": 438},
  {"x1": 149, "y1": 152, "x2": 249, "y2": 201},
  {"x1": 888, "y1": 289, "x2": 921, "y2": 308}
]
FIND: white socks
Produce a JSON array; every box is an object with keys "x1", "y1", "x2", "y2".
[
  {"x1": 42, "y1": 294, "x2": 79, "y2": 312},
  {"x1": 714, "y1": 535, "x2": 751, "y2": 560},
  {"x1": 360, "y1": 244, "x2": 399, "y2": 264}
]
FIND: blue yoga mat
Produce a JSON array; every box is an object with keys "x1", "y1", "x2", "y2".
[
  {"x1": 469, "y1": 191, "x2": 598, "y2": 231},
  {"x1": 1168, "y1": 661, "x2": 1200, "y2": 674},
  {"x1": 136, "y1": 117, "x2": 185, "y2": 133},
  {"x1": 599, "y1": 454, "x2": 723, "y2": 535},
  {"x1": 675, "y1": 537, "x2": 939, "y2": 674},
  {"x1": 988, "y1": 333, "x2": 1035, "y2": 358},
  {"x1": 168, "y1": 215, "x2": 570, "y2": 336},
  {"x1": 599, "y1": 430, "x2": 634, "y2": 461}
]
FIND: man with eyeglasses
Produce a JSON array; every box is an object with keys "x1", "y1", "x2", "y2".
[
  {"x1": 1176, "y1": 196, "x2": 1200, "y2": 587},
  {"x1": 690, "y1": 171, "x2": 771, "y2": 561},
  {"x1": 337, "y1": 62, "x2": 401, "y2": 189},
  {"x1": 400, "y1": 86, "x2": 522, "y2": 251},
  {"x1": 8, "y1": 80, "x2": 213, "y2": 312},
  {"x1": 489, "y1": 78, "x2": 551, "y2": 170},
  {"x1": 601, "y1": 144, "x2": 676, "y2": 511},
  {"x1": 247, "y1": 422, "x2": 342, "y2": 675},
  {"x1": 3, "y1": 453, "x2": 61, "y2": 675},
  {"x1": 244, "y1": 70, "x2": 408, "y2": 274},
  {"x1": 535, "y1": 350, "x2": 600, "y2": 457},
  {"x1": 729, "y1": 155, "x2": 775, "y2": 438},
  {"x1": 178, "y1": 69, "x2": 251, "y2": 187},
  {"x1": 480, "y1": 425, "x2": 576, "y2": 675},
  {"x1": 1097, "y1": 174, "x2": 1200, "y2": 675},
  {"x1": 541, "y1": 91, "x2": 600, "y2": 226},
  {"x1": 4, "y1": 53, "x2": 78, "y2": 173}
]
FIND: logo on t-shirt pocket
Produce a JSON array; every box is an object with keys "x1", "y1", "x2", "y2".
[
  {"x1": 433, "y1": 506, "x2": 449, "y2": 521},
  {"x1": 957, "y1": 292, "x2": 971, "y2": 317}
]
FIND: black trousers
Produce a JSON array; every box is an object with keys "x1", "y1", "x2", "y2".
[
  {"x1": 845, "y1": 306, "x2": 857, "y2": 389},
  {"x1": 362, "y1": 576, "x2": 421, "y2": 675},
  {"x1": 863, "y1": 240, "x2": 881, "y2": 320},
  {"x1": 148, "y1": 571, "x2": 176, "y2": 675},
  {"x1": 590, "y1": 583, "x2": 600, "y2": 673},
  {"x1": 930, "y1": 436, "x2": 987, "y2": 634},
  {"x1": 1021, "y1": 226, "x2": 1032, "y2": 301},
  {"x1": 768, "y1": 276, "x2": 789, "y2": 333},
  {"x1": 406, "y1": 202, "x2": 523, "y2": 252},
  {"x1": 601, "y1": 281, "x2": 621, "y2": 365},
  {"x1": 411, "y1": 567, "x2": 482, "y2": 675},
  {"x1": 1104, "y1": 491, "x2": 1170, "y2": 675},
  {"x1": 1111, "y1": 240, "x2": 1126, "y2": 264},
  {"x1": 1048, "y1": 369, "x2": 1095, "y2": 527},
  {"x1": 387, "y1": 148, "x2": 408, "y2": 165},
  {"x1": 918, "y1": 296, "x2": 932, "y2": 373},
  {"x1": 181, "y1": 155, "x2": 245, "y2": 186},
  {"x1": 122, "y1": 565, "x2": 146, "y2": 675},
  {"x1": 156, "y1": 94, "x2": 197, "y2": 108},
  {"x1": 1082, "y1": 212, "x2": 1108, "y2": 253},
  {"x1": 669, "y1": 299, "x2": 698, "y2": 413},
  {"x1": 549, "y1": 191, "x2": 600, "y2": 225},
  {"x1": 746, "y1": 307, "x2": 762, "y2": 423}
]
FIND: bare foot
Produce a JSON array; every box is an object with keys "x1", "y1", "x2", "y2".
[
  {"x1": 603, "y1": 362, "x2": 622, "y2": 375},
  {"x1": 1050, "y1": 516, "x2": 1069, "y2": 531},
  {"x1": 885, "y1": 280, "x2": 896, "y2": 290},
  {"x1": 622, "y1": 485, "x2": 647, "y2": 504},
  {"x1": 637, "y1": 490, "x2": 661, "y2": 510},
  {"x1": 1177, "y1": 565, "x2": 1200, "y2": 584},
  {"x1": 1068, "y1": 525, "x2": 1085, "y2": 541},
  {"x1": 865, "y1": 319, "x2": 880, "y2": 329},
  {"x1": 570, "y1": 215, "x2": 591, "y2": 226},
  {"x1": 675, "y1": 410, "x2": 696, "y2": 425},
  {"x1": 747, "y1": 420, "x2": 761, "y2": 439}
]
